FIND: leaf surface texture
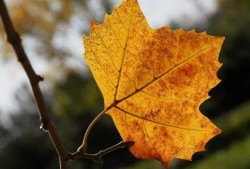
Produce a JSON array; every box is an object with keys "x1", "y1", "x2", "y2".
[{"x1": 84, "y1": 0, "x2": 224, "y2": 165}]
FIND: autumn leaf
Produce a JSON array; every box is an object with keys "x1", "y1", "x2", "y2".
[{"x1": 83, "y1": 0, "x2": 224, "y2": 166}]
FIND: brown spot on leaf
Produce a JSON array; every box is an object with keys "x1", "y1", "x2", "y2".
[{"x1": 84, "y1": 0, "x2": 224, "y2": 166}]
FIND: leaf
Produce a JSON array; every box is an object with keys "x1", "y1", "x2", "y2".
[{"x1": 83, "y1": 0, "x2": 224, "y2": 166}]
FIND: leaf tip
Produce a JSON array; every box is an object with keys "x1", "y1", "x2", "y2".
[
  {"x1": 90, "y1": 18, "x2": 98, "y2": 27},
  {"x1": 189, "y1": 29, "x2": 196, "y2": 33},
  {"x1": 213, "y1": 126, "x2": 222, "y2": 136},
  {"x1": 161, "y1": 161, "x2": 170, "y2": 167}
]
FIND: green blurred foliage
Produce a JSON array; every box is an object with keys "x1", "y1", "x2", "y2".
[
  {"x1": 187, "y1": 136, "x2": 250, "y2": 169},
  {"x1": 184, "y1": 103, "x2": 250, "y2": 169},
  {"x1": 205, "y1": 0, "x2": 250, "y2": 114},
  {"x1": 52, "y1": 71, "x2": 103, "y2": 117}
]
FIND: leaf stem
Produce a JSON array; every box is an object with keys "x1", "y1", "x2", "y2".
[
  {"x1": 77, "y1": 102, "x2": 116, "y2": 153},
  {"x1": 59, "y1": 158, "x2": 67, "y2": 169},
  {"x1": 77, "y1": 109, "x2": 108, "y2": 153}
]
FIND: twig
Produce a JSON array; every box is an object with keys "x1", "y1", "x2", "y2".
[
  {"x1": 0, "y1": 0, "x2": 70, "y2": 168},
  {"x1": 72, "y1": 141, "x2": 134, "y2": 164}
]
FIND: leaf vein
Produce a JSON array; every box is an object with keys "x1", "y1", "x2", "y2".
[
  {"x1": 113, "y1": 4, "x2": 135, "y2": 101},
  {"x1": 115, "y1": 106, "x2": 205, "y2": 131},
  {"x1": 88, "y1": 48, "x2": 116, "y2": 87},
  {"x1": 117, "y1": 45, "x2": 213, "y2": 103},
  {"x1": 94, "y1": 28, "x2": 119, "y2": 71}
]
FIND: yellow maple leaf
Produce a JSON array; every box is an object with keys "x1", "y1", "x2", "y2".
[{"x1": 83, "y1": 0, "x2": 224, "y2": 166}]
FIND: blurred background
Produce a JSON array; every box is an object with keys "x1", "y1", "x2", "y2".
[{"x1": 0, "y1": 0, "x2": 250, "y2": 169}]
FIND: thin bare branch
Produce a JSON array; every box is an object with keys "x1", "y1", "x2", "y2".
[
  {"x1": 0, "y1": 0, "x2": 70, "y2": 167},
  {"x1": 72, "y1": 141, "x2": 134, "y2": 164}
]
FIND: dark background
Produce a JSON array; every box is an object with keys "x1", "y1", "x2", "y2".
[{"x1": 0, "y1": 0, "x2": 250, "y2": 168}]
